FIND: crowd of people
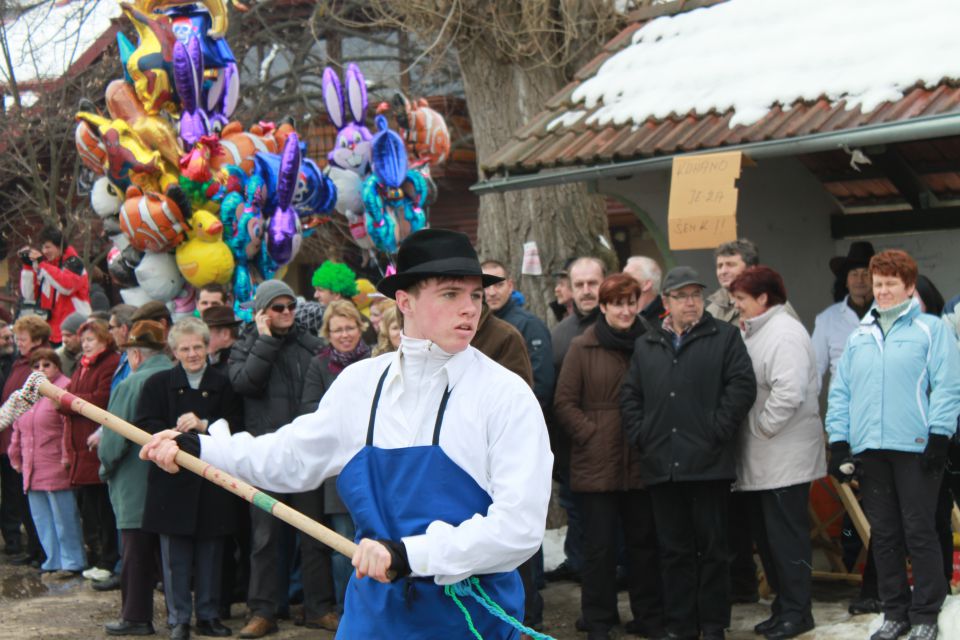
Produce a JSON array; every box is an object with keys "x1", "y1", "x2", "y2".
[{"x1": 0, "y1": 225, "x2": 958, "y2": 640}]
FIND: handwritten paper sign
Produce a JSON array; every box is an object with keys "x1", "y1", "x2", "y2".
[{"x1": 668, "y1": 151, "x2": 743, "y2": 250}]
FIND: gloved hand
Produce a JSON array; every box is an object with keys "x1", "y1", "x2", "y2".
[
  {"x1": 376, "y1": 539, "x2": 412, "y2": 581},
  {"x1": 173, "y1": 431, "x2": 201, "y2": 457},
  {"x1": 828, "y1": 441, "x2": 856, "y2": 483},
  {"x1": 921, "y1": 434, "x2": 951, "y2": 472}
]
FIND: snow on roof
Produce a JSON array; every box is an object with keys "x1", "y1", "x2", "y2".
[
  {"x1": 573, "y1": 0, "x2": 960, "y2": 129},
  {"x1": 0, "y1": 0, "x2": 121, "y2": 86}
]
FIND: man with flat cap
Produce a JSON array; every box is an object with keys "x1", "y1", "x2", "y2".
[
  {"x1": 201, "y1": 306, "x2": 242, "y2": 373},
  {"x1": 620, "y1": 266, "x2": 756, "y2": 640},
  {"x1": 142, "y1": 229, "x2": 553, "y2": 639},
  {"x1": 131, "y1": 301, "x2": 173, "y2": 333},
  {"x1": 100, "y1": 320, "x2": 173, "y2": 636}
]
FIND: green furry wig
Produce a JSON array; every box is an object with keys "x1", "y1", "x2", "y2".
[{"x1": 311, "y1": 261, "x2": 359, "y2": 297}]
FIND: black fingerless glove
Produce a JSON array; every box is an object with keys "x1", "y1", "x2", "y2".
[
  {"x1": 376, "y1": 539, "x2": 411, "y2": 581},
  {"x1": 174, "y1": 431, "x2": 201, "y2": 457},
  {"x1": 828, "y1": 441, "x2": 854, "y2": 482},
  {"x1": 921, "y1": 434, "x2": 951, "y2": 472}
]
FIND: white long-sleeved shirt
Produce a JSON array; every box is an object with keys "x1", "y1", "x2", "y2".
[
  {"x1": 811, "y1": 296, "x2": 861, "y2": 390},
  {"x1": 199, "y1": 340, "x2": 553, "y2": 585}
]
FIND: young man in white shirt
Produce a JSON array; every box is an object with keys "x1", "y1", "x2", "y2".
[{"x1": 142, "y1": 229, "x2": 553, "y2": 638}]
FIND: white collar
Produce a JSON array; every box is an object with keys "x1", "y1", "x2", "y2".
[{"x1": 383, "y1": 334, "x2": 474, "y2": 393}]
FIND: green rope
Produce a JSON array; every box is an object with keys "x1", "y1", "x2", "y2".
[
  {"x1": 443, "y1": 584, "x2": 484, "y2": 640},
  {"x1": 445, "y1": 576, "x2": 557, "y2": 640}
]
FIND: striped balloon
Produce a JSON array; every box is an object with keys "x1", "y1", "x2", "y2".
[
  {"x1": 403, "y1": 99, "x2": 450, "y2": 166},
  {"x1": 119, "y1": 186, "x2": 189, "y2": 253}
]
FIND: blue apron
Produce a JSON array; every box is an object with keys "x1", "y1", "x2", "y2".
[{"x1": 335, "y1": 365, "x2": 524, "y2": 639}]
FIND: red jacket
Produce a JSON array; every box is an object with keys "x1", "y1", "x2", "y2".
[
  {"x1": 7, "y1": 373, "x2": 72, "y2": 492},
  {"x1": 62, "y1": 349, "x2": 119, "y2": 486},
  {"x1": 19, "y1": 245, "x2": 92, "y2": 344}
]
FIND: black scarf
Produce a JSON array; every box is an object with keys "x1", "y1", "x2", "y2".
[{"x1": 594, "y1": 315, "x2": 644, "y2": 353}]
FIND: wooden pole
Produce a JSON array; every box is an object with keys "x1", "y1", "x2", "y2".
[{"x1": 39, "y1": 379, "x2": 358, "y2": 560}]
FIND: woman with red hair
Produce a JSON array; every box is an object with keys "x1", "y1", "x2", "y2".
[
  {"x1": 730, "y1": 266, "x2": 825, "y2": 640},
  {"x1": 826, "y1": 250, "x2": 960, "y2": 640},
  {"x1": 61, "y1": 319, "x2": 120, "y2": 583},
  {"x1": 554, "y1": 273, "x2": 662, "y2": 640}
]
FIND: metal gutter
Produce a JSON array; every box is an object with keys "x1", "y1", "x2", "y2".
[{"x1": 471, "y1": 111, "x2": 960, "y2": 194}]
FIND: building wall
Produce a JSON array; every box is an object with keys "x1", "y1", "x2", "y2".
[
  {"x1": 838, "y1": 233, "x2": 960, "y2": 307},
  {"x1": 598, "y1": 156, "x2": 842, "y2": 329}
]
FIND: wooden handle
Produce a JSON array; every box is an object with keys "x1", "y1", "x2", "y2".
[{"x1": 40, "y1": 379, "x2": 359, "y2": 560}]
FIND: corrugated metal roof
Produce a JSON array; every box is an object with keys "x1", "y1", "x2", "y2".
[{"x1": 482, "y1": 11, "x2": 960, "y2": 178}]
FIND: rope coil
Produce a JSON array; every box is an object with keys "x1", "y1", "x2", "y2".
[{"x1": 444, "y1": 576, "x2": 556, "y2": 640}]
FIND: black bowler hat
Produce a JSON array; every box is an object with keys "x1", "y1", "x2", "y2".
[
  {"x1": 376, "y1": 229, "x2": 504, "y2": 299},
  {"x1": 830, "y1": 241, "x2": 875, "y2": 276}
]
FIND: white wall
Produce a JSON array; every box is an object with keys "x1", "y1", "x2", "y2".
[
  {"x1": 599, "y1": 156, "x2": 841, "y2": 329},
  {"x1": 838, "y1": 232, "x2": 960, "y2": 306}
]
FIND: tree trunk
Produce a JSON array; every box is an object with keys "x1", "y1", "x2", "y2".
[{"x1": 457, "y1": 44, "x2": 615, "y2": 322}]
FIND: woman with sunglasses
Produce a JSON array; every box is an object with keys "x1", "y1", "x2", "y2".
[
  {"x1": 300, "y1": 300, "x2": 372, "y2": 624},
  {"x1": 7, "y1": 349, "x2": 86, "y2": 575}
]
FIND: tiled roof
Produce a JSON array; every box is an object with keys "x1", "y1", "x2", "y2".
[{"x1": 482, "y1": 5, "x2": 960, "y2": 179}]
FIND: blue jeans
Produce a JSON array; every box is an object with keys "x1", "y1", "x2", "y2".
[
  {"x1": 328, "y1": 513, "x2": 356, "y2": 608},
  {"x1": 28, "y1": 489, "x2": 86, "y2": 571}
]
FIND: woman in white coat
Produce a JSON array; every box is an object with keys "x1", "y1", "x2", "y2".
[{"x1": 730, "y1": 266, "x2": 827, "y2": 640}]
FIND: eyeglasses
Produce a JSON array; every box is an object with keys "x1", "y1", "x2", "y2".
[
  {"x1": 32, "y1": 362, "x2": 55, "y2": 370},
  {"x1": 329, "y1": 326, "x2": 360, "y2": 336},
  {"x1": 667, "y1": 291, "x2": 704, "y2": 302},
  {"x1": 269, "y1": 302, "x2": 297, "y2": 313}
]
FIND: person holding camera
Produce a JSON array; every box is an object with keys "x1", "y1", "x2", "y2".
[{"x1": 18, "y1": 226, "x2": 91, "y2": 346}]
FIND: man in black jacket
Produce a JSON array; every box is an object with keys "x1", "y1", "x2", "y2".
[
  {"x1": 547, "y1": 256, "x2": 605, "y2": 583},
  {"x1": 620, "y1": 266, "x2": 756, "y2": 640},
  {"x1": 228, "y1": 281, "x2": 337, "y2": 638},
  {"x1": 481, "y1": 260, "x2": 554, "y2": 410}
]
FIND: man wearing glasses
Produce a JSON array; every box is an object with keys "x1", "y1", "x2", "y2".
[
  {"x1": 621, "y1": 266, "x2": 756, "y2": 640},
  {"x1": 226, "y1": 280, "x2": 333, "y2": 638}
]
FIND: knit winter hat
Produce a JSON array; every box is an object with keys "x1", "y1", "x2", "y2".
[
  {"x1": 311, "y1": 261, "x2": 359, "y2": 298},
  {"x1": 254, "y1": 280, "x2": 296, "y2": 312},
  {"x1": 294, "y1": 300, "x2": 324, "y2": 335},
  {"x1": 59, "y1": 312, "x2": 88, "y2": 336}
]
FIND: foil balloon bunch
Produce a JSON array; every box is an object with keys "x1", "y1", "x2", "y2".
[
  {"x1": 76, "y1": 0, "x2": 336, "y2": 313},
  {"x1": 320, "y1": 64, "x2": 450, "y2": 256}
]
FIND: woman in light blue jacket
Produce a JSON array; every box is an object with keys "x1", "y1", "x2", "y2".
[{"x1": 826, "y1": 250, "x2": 960, "y2": 640}]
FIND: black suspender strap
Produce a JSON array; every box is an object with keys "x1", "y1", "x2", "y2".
[
  {"x1": 432, "y1": 387, "x2": 452, "y2": 446},
  {"x1": 366, "y1": 365, "x2": 391, "y2": 445}
]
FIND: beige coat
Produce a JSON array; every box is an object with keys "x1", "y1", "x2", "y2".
[
  {"x1": 735, "y1": 305, "x2": 826, "y2": 491},
  {"x1": 707, "y1": 287, "x2": 801, "y2": 326}
]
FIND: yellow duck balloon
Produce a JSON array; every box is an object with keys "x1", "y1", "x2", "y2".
[{"x1": 176, "y1": 209, "x2": 235, "y2": 287}]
